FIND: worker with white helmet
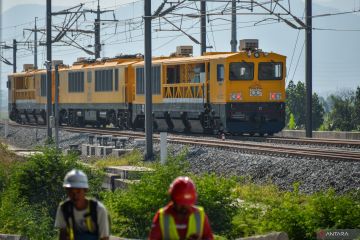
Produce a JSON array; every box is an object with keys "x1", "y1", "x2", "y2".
[{"x1": 54, "y1": 169, "x2": 110, "y2": 240}]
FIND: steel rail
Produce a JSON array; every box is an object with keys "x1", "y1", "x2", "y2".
[{"x1": 2, "y1": 121, "x2": 360, "y2": 161}]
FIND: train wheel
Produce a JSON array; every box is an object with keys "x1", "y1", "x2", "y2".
[{"x1": 59, "y1": 110, "x2": 67, "y2": 126}]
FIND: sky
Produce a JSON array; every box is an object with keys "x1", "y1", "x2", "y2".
[
  {"x1": 2, "y1": 0, "x2": 359, "y2": 13},
  {"x1": 1, "y1": 0, "x2": 131, "y2": 12},
  {"x1": 0, "y1": 0, "x2": 360, "y2": 101}
]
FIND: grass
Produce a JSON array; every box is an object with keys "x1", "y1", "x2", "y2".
[{"x1": 93, "y1": 149, "x2": 145, "y2": 169}]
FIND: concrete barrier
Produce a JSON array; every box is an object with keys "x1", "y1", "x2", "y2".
[
  {"x1": 237, "y1": 232, "x2": 288, "y2": 240},
  {"x1": 277, "y1": 130, "x2": 360, "y2": 140},
  {"x1": 0, "y1": 234, "x2": 28, "y2": 240},
  {"x1": 112, "y1": 149, "x2": 133, "y2": 157},
  {"x1": 110, "y1": 236, "x2": 139, "y2": 240},
  {"x1": 103, "y1": 166, "x2": 153, "y2": 191},
  {"x1": 0, "y1": 235, "x2": 138, "y2": 240}
]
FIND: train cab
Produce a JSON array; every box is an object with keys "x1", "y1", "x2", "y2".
[{"x1": 217, "y1": 50, "x2": 286, "y2": 135}]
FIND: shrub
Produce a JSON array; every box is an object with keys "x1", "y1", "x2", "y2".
[
  {"x1": 232, "y1": 183, "x2": 360, "y2": 240},
  {"x1": 0, "y1": 143, "x2": 23, "y2": 196},
  {"x1": 103, "y1": 150, "x2": 238, "y2": 239},
  {"x1": 194, "y1": 174, "x2": 238, "y2": 238},
  {"x1": 0, "y1": 147, "x2": 103, "y2": 239},
  {"x1": 103, "y1": 150, "x2": 189, "y2": 238},
  {"x1": 287, "y1": 113, "x2": 296, "y2": 130}
]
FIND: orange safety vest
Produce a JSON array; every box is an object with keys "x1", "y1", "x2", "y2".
[{"x1": 159, "y1": 206, "x2": 205, "y2": 240}]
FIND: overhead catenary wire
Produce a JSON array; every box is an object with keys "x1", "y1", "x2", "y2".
[
  {"x1": 1, "y1": 0, "x2": 359, "y2": 70},
  {"x1": 290, "y1": 40, "x2": 305, "y2": 82}
]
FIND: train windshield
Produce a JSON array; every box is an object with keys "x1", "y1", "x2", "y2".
[
  {"x1": 258, "y1": 62, "x2": 283, "y2": 80},
  {"x1": 229, "y1": 62, "x2": 254, "y2": 81}
]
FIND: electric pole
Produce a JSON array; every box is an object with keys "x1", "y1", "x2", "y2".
[
  {"x1": 305, "y1": 0, "x2": 312, "y2": 138},
  {"x1": 24, "y1": 18, "x2": 41, "y2": 69},
  {"x1": 200, "y1": 0, "x2": 206, "y2": 55},
  {"x1": 34, "y1": 17, "x2": 38, "y2": 69},
  {"x1": 46, "y1": 0, "x2": 52, "y2": 139},
  {"x1": 144, "y1": 0, "x2": 153, "y2": 160},
  {"x1": 12, "y1": 39, "x2": 16, "y2": 73},
  {"x1": 231, "y1": 0, "x2": 237, "y2": 52},
  {"x1": 55, "y1": 64, "x2": 60, "y2": 150},
  {"x1": 95, "y1": 0, "x2": 101, "y2": 59},
  {"x1": 83, "y1": 0, "x2": 117, "y2": 59}
]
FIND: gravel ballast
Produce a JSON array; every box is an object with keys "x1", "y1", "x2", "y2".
[{"x1": 1, "y1": 124, "x2": 360, "y2": 194}]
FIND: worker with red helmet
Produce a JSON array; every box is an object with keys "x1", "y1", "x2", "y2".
[{"x1": 148, "y1": 176, "x2": 214, "y2": 240}]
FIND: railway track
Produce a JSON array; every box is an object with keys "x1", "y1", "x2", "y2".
[
  {"x1": 264, "y1": 136, "x2": 360, "y2": 148},
  {"x1": 54, "y1": 126, "x2": 360, "y2": 162},
  {"x1": 2, "y1": 121, "x2": 360, "y2": 162}
]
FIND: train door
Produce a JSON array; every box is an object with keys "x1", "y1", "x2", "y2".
[
  {"x1": 86, "y1": 70, "x2": 92, "y2": 102},
  {"x1": 209, "y1": 60, "x2": 226, "y2": 103}
]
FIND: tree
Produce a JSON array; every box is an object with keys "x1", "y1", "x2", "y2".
[
  {"x1": 286, "y1": 81, "x2": 325, "y2": 130},
  {"x1": 354, "y1": 87, "x2": 360, "y2": 130},
  {"x1": 327, "y1": 91, "x2": 355, "y2": 131},
  {"x1": 288, "y1": 113, "x2": 296, "y2": 130},
  {"x1": 286, "y1": 81, "x2": 306, "y2": 128},
  {"x1": 312, "y1": 93, "x2": 325, "y2": 130}
]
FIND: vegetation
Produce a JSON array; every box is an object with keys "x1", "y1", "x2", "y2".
[
  {"x1": 287, "y1": 113, "x2": 296, "y2": 130},
  {"x1": 101, "y1": 151, "x2": 360, "y2": 239},
  {"x1": 286, "y1": 81, "x2": 360, "y2": 131},
  {"x1": 286, "y1": 80, "x2": 325, "y2": 130},
  {"x1": 1, "y1": 145, "x2": 360, "y2": 239},
  {"x1": 0, "y1": 145, "x2": 103, "y2": 239},
  {"x1": 93, "y1": 149, "x2": 143, "y2": 168},
  {"x1": 323, "y1": 87, "x2": 360, "y2": 131}
]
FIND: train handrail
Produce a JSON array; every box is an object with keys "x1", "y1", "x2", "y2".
[
  {"x1": 163, "y1": 83, "x2": 206, "y2": 99},
  {"x1": 14, "y1": 90, "x2": 35, "y2": 99}
]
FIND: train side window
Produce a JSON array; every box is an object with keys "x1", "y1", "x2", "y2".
[
  {"x1": 167, "y1": 66, "x2": 180, "y2": 84},
  {"x1": 115, "y1": 69, "x2": 119, "y2": 91},
  {"x1": 259, "y1": 62, "x2": 283, "y2": 80},
  {"x1": 136, "y1": 67, "x2": 145, "y2": 95},
  {"x1": 95, "y1": 70, "x2": 113, "y2": 91},
  {"x1": 152, "y1": 66, "x2": 161, "y2": 95},
  {"x1": 229, "y1": 62, "x2": 254, "y2": 80},
  {"x1": 40, "y1": 74, "x2": 47, "y2": 96},
  {"x1": 217, "y1": 64, "x2": 224, "y2": 82},
  {"x1": 68, "y1": 71, "x2": 84, "y2": 92}
]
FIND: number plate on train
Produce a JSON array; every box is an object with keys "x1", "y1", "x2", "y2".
[{"x1": 250, "y1": 88, "x2": 262, "y2": 97}]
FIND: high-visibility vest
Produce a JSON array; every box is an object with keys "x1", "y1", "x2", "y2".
[
  {"x1": 61, "y1": 199, "x2": 98, "y2": 240},
  {"x1": 159, "y1": 206, "x2": 205, "y2": 240}
]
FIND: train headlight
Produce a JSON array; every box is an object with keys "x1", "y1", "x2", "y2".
[
  {"x1": 270, "y1": 92, "x2": 282, "y2": 100},
  {"x1": 250, "y1": 88, "x2": 262, "y2": 97}
]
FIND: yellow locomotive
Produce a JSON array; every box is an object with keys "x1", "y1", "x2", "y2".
[{"x1": 8, "y1": 40, "x2": 286, "y2": 135}]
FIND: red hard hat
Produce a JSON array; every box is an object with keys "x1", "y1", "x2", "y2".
[{"x1": 169, "y1": 176, "x2": 197, "y2": 206}]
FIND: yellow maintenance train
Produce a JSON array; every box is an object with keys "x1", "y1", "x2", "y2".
[{"x1": 7, "y1": 40, "x2": 286, "y2": 135}]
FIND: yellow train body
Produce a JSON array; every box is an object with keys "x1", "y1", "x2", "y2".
[{"x1": 8, "y1": 50, "x2": 286, "y2": 135}]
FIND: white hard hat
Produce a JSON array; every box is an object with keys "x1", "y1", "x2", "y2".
[{"x1": 63, "y1": 169, "x2": 89, "y2": 189}]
